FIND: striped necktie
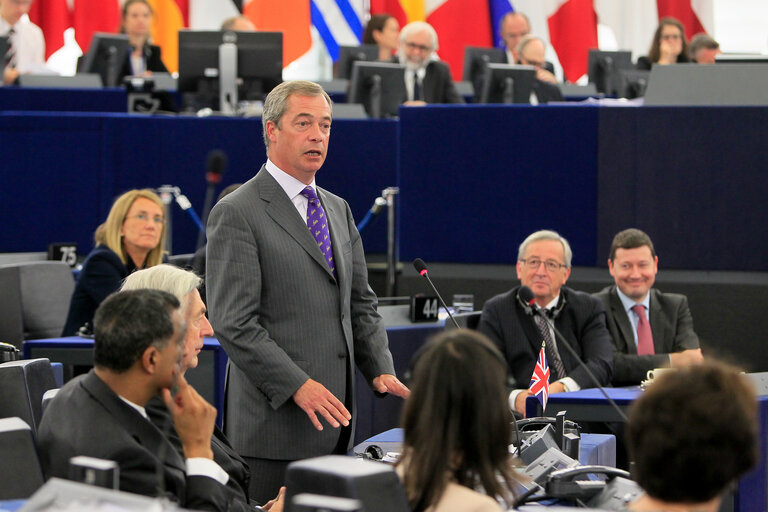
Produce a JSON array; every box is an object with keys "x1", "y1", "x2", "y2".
[{"x1": 5, "y1": 27, "x2": 16, "y2": 68}]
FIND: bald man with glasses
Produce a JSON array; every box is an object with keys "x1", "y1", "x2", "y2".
[{"x1": 478, "y1": 230, "x2": 613, "y2": 416}]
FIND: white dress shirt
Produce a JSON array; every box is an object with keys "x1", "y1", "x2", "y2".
[{"x1": 0, "y1": 14, "x2": 45, "y2": 74}]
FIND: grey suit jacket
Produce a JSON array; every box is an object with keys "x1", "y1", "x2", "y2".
[
  {"x1": 206, "y1": 166, "x2": 395, "y2": 460},
  {"x1": 594, "y1": 286, "x2": 700, "y2": 386},
  {"x1": 37, "y1": 371, "x2": 229, "y2": 511}
]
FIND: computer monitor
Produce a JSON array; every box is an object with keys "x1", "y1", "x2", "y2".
[
  {"x1": 478, "y1": 63, "x2": 536, "y2": 104},
  {"x1": 335, "y1": 45, "x2": 379, "y2": 79},
  {"x1": 587, "y1": 50, "x2": 633, "y2": 96},
  {"x1": 178, "y1": 30, "x2": 283, "y2": 112},
  {"x1": 79, "y1": 33, "x2": 131, "y2": 87},
  {"x1": 462, "y1": 46, "x2": 506, "y2": 101},
  {"x1": 617, "y1": 69, "x2": 650, "y2": 99},
  {"x1": 347, "y1": 61, "x2": 406, "y2": 118},
  {"x1": 715, "y1": 54, "x2": 768, "y2": 64}
]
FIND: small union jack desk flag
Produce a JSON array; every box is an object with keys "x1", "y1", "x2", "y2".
[{"x1": 529, "y1": 341, "x2": 550, "y2": 411}]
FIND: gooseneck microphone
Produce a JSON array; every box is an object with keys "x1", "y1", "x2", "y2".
[
  {"x1": 197, "y1": 150, "x2": 228, "y2": 251},
  {"x1": 413, "y1": 258, "x2": 460, "y2": 329},
  {"x1": 519, "y1": 286, "x2": 628, "y2": 422}
]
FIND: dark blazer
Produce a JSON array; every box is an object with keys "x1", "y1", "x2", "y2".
[
  {"x1": 62, "y1": 245, "x2": 135, "y2": 336},
  {"x1": 120, "y1": 44, "x2": 168, "y2": 80},
  {"x1": 146, "y1": 396, "x2": 252, "y2": 511},
  {"x1": 37, "y1": 371, "x2": 229, "y2": 511},
  {"x1": 477, "y1": 286, "x2": 613, "y2": 390},
  {"x1": 206, "y1": 166, "x2": 395, "y2": 461},
  {"x1": 594, "y1": 286, "x2": 700, "y2": 386},
  {"x1": 636, "y1": 54, "x2": 689, "y2": 70},
  {"x1": 532, "y1": 79, "x2": 564, "y2": 103},
  {"x1": 393, "y1": 57, "x2": 464, "y2": 104}
]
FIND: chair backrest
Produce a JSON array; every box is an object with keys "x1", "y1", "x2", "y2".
[
  {"x1": 41, "y1": 388, "x2": 60, "y2": 418},
  {"x1": 0, "y1": 261, "x2": 75, "y2": 348},
  {"x1": 0, "y1": 417, "x2": 45, "y2": 499},
  {"x1": 452, "y1": 311, "x2": 482, "y2": 330},
  {"x1": 0, "y1": 358, "x2": 58, "y2": 433}
]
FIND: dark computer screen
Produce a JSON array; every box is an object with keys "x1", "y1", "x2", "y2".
[
  {"x1": 715, "y1": 54, "x2": 768, "y2": 64},
  {"x1": 79, "y1": 33, "x2": 131, "y2": 87},
  {"x1": 335, "y1": 44, "x2": 379, "y2": 79},
  {"x1": 347, "y1": 61, "x2": 406, "y2": 118},
  {"x1": 617, "y1": 69, "x2": 650, "y2": 99},
  {"x1": 587, "y1": 50, "x2": 633, "y2": 96},
  {"x1": 479, "y1": 63, "x2": 536, "y2": 104},
  {"x1": 462, "y1": 46, "x2": 506, "y2": 102},
  {"x1": 177, "y1": 30, "x2": 283, "y2": 111}
]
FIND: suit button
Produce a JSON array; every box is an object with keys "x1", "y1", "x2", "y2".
[{"x1": 338, "y1": 352, "x2": 346, "y2": 359}]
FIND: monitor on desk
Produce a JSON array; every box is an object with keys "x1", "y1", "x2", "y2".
[
  {"x1": 716, "y1": 54, "x2": 768, "y2": 64},
  {"x1": 347, "y1": 61, "x2": 406, "y2": 118},
  {"x1": 478, "y1": 63, "x2": 536, "y2": 104},
  {"x1": 79, "y1": 33, "x2": 131, "y2": 87},
  {"x1": 335, "y1": 44, "x2": 379, "y2": 79},
  {"x1": 178, "y1": 30, "x2": 283, "y2": 113},
  {"x1": 617, "y1": 69, "x2": 650, "y2": 99},
  {"x1": 462, "y1": 46, "x2": 505, "y2": 100},
  {"x1": 587, "y1": 50, "x2": 633, "y2": 96}
]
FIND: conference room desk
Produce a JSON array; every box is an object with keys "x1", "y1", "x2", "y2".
[
  {"x1": 23, "y1": 336, "x2": 228, "y2": 427},
  {"x1": 22, "y1": 320, "x2": 444, "y2": 439},
  {"x1": 526, "y1": 387, "x2": 768, "y2": 512}
]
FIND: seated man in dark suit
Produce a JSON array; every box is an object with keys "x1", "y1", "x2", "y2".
[
  {"x1": 393, "y1": 21, "x2": 464, "y2": 105},
  {"x1": 626, "y1": 362, "x2": 757, "y2": 511},
  {"x1": 122, "y1": 264, "x2": 261, "y2": 510},
  {"x1": 478, "y1": 230, "x2": 613, "y2": 416},
  {"x1": 37, "y1": 290, "x2": 280, "y2": 511},
  {"x1": 516, "y1": 35, "x2": 563, "y2": 104},
  {"x1": 594, "y1": 228, "x2": 702, "y2": 386}
]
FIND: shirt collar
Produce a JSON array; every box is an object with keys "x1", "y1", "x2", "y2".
[
  {"x1": 537, "y1": 294, "x2": 561, "y2": 313},
  {"x1": 119, "y1": 395, "x2": 148, "y2": 419},
  {"x1": 266, "y1": 158, "x2": 317, "y2": 201},
  {"x1": 616, "y1": 287, "x2": 650, "y2": 313}
]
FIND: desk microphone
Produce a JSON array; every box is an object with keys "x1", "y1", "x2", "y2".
[
  {"x1": 412, "y1": 258, "x2": 460, "y2": 329},
  {"x1": 197, "y1": 150, "x2": 228, "y2": 251},
  {"x1": 519, "y1": 286, "x2": 628, "y2": 422}
]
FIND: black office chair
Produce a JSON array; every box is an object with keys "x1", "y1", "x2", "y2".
[
  {"x1": 41, "y1": 388, "x2": 60, "y2": 418},
  {"x1": 0, "y1": 358, "x2": 58, "y2": 434},
  {"x1": 0, "y1": 417, "x2": 45, "y2": 499}
]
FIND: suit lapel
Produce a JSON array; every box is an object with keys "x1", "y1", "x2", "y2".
[
  {"x1": 81, "y1": 372, "x2": 186, "y2": 474},
  {"x1": 610, "y1": 288, "x2": 637, "y2": 355},
  {"x1": 512, "y1": 292, "x2": 545, "y2": 355},
  {"x1": 318, "y1": 187, "x2": 344, "y2": 287},
  {"x1": 258, "y1": 169, "x2": 336, "y2": 278}
]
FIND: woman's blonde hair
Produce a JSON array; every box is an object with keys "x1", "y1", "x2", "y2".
[{"x1": 95, "y1": 188, "x2": 166, "y2": 267}]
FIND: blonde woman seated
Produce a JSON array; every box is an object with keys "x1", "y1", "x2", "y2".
[{"x1": 398, "y1": 329, "x2": 522, "y2": 512}]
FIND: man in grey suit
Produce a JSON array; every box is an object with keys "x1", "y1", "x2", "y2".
[
  {"x1": 595, "y1": 228, "x2": 703, "y2": 386},
  {"x1": 206, "y1": 80, "x2": 409, "y2": 503}
]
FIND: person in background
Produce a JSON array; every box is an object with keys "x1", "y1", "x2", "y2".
[
  {"x1": 594, "y1": 228, "x2": 703, "y2": 386},
  {"x1": 62, "y1": 188, "x2": 166, "y2": 336},
  {"x1": 394, "y1": 21, "x2": 464, "y2": 105},
  {"x1": 398, "y1": 329, "x2": 522, "y2": 512},
  {"x1": 689, "y1": 33, "x2": 721, "y2": 64},
  {"x1": 626, "y1": 362, "x2": 757, "y2": 512},
  {"x1": 0, "y1": 0, "x2": 45, "y2": 85},
  {"x1": 119, "y1": 0, "x2": 168, "y2": 78},
  {"x1": 362, "y1": 13, "x2": 400, "y2": 62},
  {"x1": 221, "y1": 16, "x2": 256, "y2": 32},
  {"x1": 516, "y1": 35, "x2": 563, "y2": 104},
  {"x1": 499, "y1": 11, "x2": 529, "y2": 64},
  {"x1": 636, "y1": 17, "x2": 689, "y2": 70}
]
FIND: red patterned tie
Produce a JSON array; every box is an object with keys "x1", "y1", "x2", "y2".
[
  {"x1": 301, "y1": 186, "x2": 336, "y2": 279},
  {"x1": 632, "y1": 304, "x2": 654, "y2": 355}
]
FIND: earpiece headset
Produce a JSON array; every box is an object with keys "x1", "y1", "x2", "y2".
[{"x1": 516, "y1": 288, "x2": 567, "y2": 320}]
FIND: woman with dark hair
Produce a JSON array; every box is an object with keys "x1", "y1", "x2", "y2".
[
  {"x1": 120, "y1": 0, "x2": 168, "y2": 78},
  {"x1": 636, "y1": 17, "x2": 689, "y2": 70},
  {"x1": 362, "y1": 14, "x2": 400, "y2": 61},
  {"x1": 62, "y1": 189, "x2": 167, "y2": 336},
  {"x1": 397, "y1": 330, "x2": 521, "y2": 512}
]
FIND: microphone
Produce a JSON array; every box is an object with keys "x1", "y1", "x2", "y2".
[
  {"x1": 197, "y1": 150, "x2": 228, "y2": 251},
  {"x1": 412, "y1": 258, "x2": 460, "y2": 329},
  {"x1": 519, "y1": 286, "x2": 628, "y2": 422}
]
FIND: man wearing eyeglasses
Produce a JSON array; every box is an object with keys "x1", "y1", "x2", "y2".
[
  {"x1": 478, "y1": 230, "x2": 613, "y2": 416},
  {"x1": 594, "y1": 229, "x2": 702, "y2": 386},
  {"x1": 393, "y1": 21, "x2": 463, "y2": 105}
]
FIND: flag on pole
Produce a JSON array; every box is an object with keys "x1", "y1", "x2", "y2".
[
  {"x1": 147, "y1": 0, "x2": 188, "y2": 73},
  {"x1": 529, "y1": 341, "x2": 550, "y2": 411},
  {"x1": 27, "y1": 0, "x2": 71, "y2": 59}
]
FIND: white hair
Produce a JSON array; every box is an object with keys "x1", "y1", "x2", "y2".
[{"x1": 121, "y1": 264, "x2": 202, "y2": 311}]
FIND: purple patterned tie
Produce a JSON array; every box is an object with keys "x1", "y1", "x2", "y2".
[{"x1": 301, "y1": 186, "x2": 336, "y2": 278}]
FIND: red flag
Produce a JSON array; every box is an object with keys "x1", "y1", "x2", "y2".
[
  {"x1": 427, "y1": 0, "x2": 492, "y2": 81},
  {"x1": 547, "y1": 0, "x2": 598, "y2": 83},
  {"x1": 529, "y1": 342, "x2": 550, "y2": 411},
  {"x1": 656, "y1": 0, "x2": 706, "y2": 37},
  {"x1": 28, "y1": 0, "x2": 71, "y2": 58},
  {"x1": 72, "y1": 0, "x2": 121, "y2": 54}
]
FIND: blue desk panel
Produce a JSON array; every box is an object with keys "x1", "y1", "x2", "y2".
[
  {"x1": 0, "y1": 87, "x2": 126, "y2": 113},
  {"x1": 528, "y1": 387, "x2": 768, "y2": 512}
]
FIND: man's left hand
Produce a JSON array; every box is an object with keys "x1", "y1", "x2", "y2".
[
  {"x1": 549, "y1": 381, "x2": 567, "y2": 394},
  {"x1": 372, "y1": 374, "x2": 410, "y2": 398}
]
